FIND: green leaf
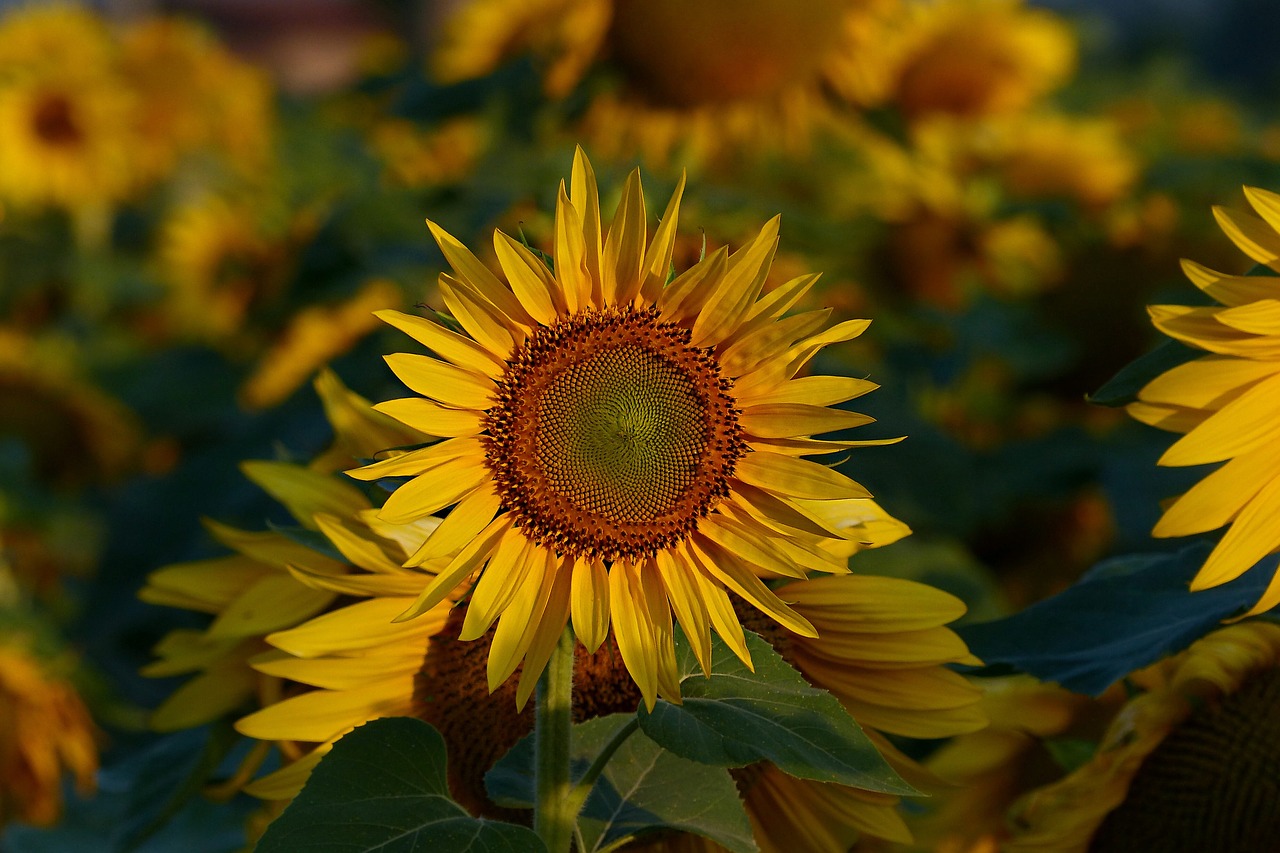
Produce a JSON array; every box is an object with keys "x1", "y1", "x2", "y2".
[
  {"x1": 486, "y1": 714, "x2": 756, "y2": 853},
  {"x1": 256, "y1": 717, "x2": 546, "y2": 853},
  {"x1": 1044, "y1": 737, "x2": 1097, "y2": 773},
  {"x1": 1088, "y1": 338, "x2": 1199, "y2": 407},
  {"x1": 637, "y1": 631, "x2": 916, "y2": 795}
]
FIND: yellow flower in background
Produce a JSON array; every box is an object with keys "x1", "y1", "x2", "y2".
[
  {"x1": 0, "y1": 70, "x2": 138, "y2": 211},
  {"x1": 1128, "y1": 187, "x2": 1280, "y2": 614},
  {"x1": 351, "y1": 148, "x2": 900, "y2": 710},
  {"x1": 0, "y1": 329, "x2": 140, "y2": 488},
  {"x1": 157, "y1": 195, "x2": 313, "y2": 342},
  {"x1": 1004, "y1": 621, "x2": 1280, "y2": 853},
  {"x1": 0, "y1": 639, "x2": 98, "y2": 827},
  {"x1": 369, "y1": 117, "x2": 488, "y2": 188},
  {"x1": 118, "y1": 16, "x2": 274, "y2": 180},
  {"x1": 433, "y1": 0, "x2": 903, "y2": 163},
  {"x1": 238, "y1": 279, "x2": 401, "y2": 410},
  {"x1": 0, "y1": 4, "x2": 115, "y2": 75},
  {"x1": 885, "y1": 0, "x2": 1075, "y2": 122},
  {"x1": 990, "y1": 113, "x2": 1140, "y2": 209}
]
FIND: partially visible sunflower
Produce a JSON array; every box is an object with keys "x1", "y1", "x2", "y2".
[
  {"x1": 0, "y1": 4, "x2": 115, "y2": 76},
  {"x1": 432, "y1": 0, "x2": 903, "y2": 163},
  {"x1": 118, "y1": 16, "x2": 274, "y2": 181},
  {"x1": 0, "y1": 328, "x2": 140, "y2": 488},
  {"x1": 1128, "y1": 186, "x2": 1280, "y2": 614},
  {"x1": 1004, "y1": 620, "x2": 1280, "y2": 853},
  {"x1": 350, "y1": 148, "x2": 903, "y2": 709},
  {"x1": 0, "y1": 637, "x2": 98, "y2": 827}
]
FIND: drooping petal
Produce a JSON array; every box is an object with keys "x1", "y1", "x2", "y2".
[
  {"x1": 488, "y1": 548, "x2": 558, "y2": 692},
  {"x1": 395, "y1": 514, "x2": 511, "y2": 621},
  {"x1": 689, "y1": 537, "x2": 817, "y2": 638},
  {"x1": 515, "y1": 556, "x2": 574, "y2": 709},
  {"x1": 571, "y1": 556, "x2": 611, "y2": 653},
  {"x1": 405, "y1": 485, "x2": 502, "y2": 566},
  {"x1": 1192, "y1": 475, "x2": 1280, "y2": 591},
  {"x1": 376, "y1": 455, "x2": 489, "y2": 524},
  {"x1": 609, "y1": 559, "x2": 661, "y2": 710},
  {"x1": 654, "y1": 550, "x2": 712, "y2": 675},
  {"x1": 459, "y1": 529, "x2": 539, "y2": 641}
]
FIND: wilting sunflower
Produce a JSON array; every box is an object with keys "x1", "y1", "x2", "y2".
[
  {"x1": 1128, "y1": 186, "x2": 1280, "y2": 614},
  {"x1": 0, "y1": 638, "x2": 98, "y2": 827},
  {"x1": 1004, "y1": 620, "x2": 1280, "y2": 853},
  {"x1": 351, "y1": 148, "x2": 900, "y2": 709},
  {"x1": 432, "y1": 0, "x2": 903, "y2": 163}
]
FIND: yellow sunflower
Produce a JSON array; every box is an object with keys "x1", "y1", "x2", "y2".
[
  {"x1": 1003, "y1": 620, "x2": 1280, "y2": 853},
  {"x1": 0, "y1": 637, "x2": 98, "y2": 827},
  {"x1": 0, "y1": 4, "x2": 116, "y2": 76},
  {"x1": 350, "y1": 148, "x2": 900, "y2": 709},
  {"x1": 1128, "y1": 186, "x2": 1280, "y2": 614},
  {"x1": 432, "y1": 0, "x2": 902, "y2": 163}
]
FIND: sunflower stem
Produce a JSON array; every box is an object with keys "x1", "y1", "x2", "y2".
[{"x1": 534, "y1": 625, "x2": 576, "y2": 853}]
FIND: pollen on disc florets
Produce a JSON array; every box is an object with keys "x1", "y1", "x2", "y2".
[{"x1": 483, "y1": 305, "x2": 746, "y2": 561}]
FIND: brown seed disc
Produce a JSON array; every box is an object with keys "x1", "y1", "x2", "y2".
[
  {"x1": 484, "y1": 306, "x2": 745, "y2": 562},
  {"x1": 1089, "y1": 667, "x2": 1280, "y2": 853}
]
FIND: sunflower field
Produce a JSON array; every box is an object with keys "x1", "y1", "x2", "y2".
[{"x1": 1, "y1": 1, "x2": 1279, "y2": 851}]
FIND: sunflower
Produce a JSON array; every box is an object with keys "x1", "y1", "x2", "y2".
[
  {"x1": 0, "y1": 4, "x2": 116, "y2": 76},
  {"x1": 0, "y1": 637, "x2": 98, "y2": 827},
  {"x1": 1128, "y1": 186, "x2": 1280, "y2": 614},
  {"x1": 349, "y1": 148, "x2": 899, "y2": 709},
  {"x1": 1003, "y1": 620, "x2": 1280, "y2": 853},
  {"x1": 431, "y1": 0, "x2": 903, "y2": 163}
]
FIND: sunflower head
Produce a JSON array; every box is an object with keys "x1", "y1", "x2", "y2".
[{"x1": 351, "y1": 148, "x2": 903, "y2": 709}]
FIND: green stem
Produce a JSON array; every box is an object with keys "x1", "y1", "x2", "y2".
[
  {"x1": 534, "y1": 626, "x2": 576, "y2": 853},
  {"x1": 561, "y1": 717, "x2": 640, "y2": 825}
]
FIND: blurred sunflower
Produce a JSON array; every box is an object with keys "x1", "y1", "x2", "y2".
[
  {"x1": 238, "y1": 279, "x2": 401, "y2": 410},
  {"x1": 157, "y1": 194, "x2": 314, "y2": 343},
  {"x1": 432, "y1": 0, "x2": 902, "y2": 163},
  {"x1": 0, "y1": 329, "x2": 140, "y2": 488},
  {"x1": 118, "y1": 16, "x2": 274, "y2": 181},
  {"x1": 352, "y1": 148, "x2": 900, "y2": 709},
  {"x1": 0, "y1": 637, "x2": 98, "y2": 827},
  {"x1": 1128, "y1": 186, "x2": 1280, "y2": 614},
  {"x1": 0, "y1": 4, "x2": 115, "y2": 76},
  {"x1": 1004, "y1": 620, "x2": 1280, "y2": 853}
]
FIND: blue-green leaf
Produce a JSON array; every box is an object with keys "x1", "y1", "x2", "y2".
[
  {"x1": 1088, "y1": 338, "x2": 1200, "y2": 407},
  {"x1": 486, "y1": 714, "x2": 756, "y2": 853},
  {"x1": 637, "y1": 631, "x2": 916, "y2": 795},
  {"x1": 960, "y1": 542, "x2": 1273, "y2": 695},
  {"x1": 256, "y1": 717, "x2": 545, "y2": 853}
]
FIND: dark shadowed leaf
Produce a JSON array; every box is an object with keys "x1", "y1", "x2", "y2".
[
  {"x1": 256, "y1": 717, "x2": 545, "y2": 853},
  {"x1": 1088, "y1": 338, "x2": 1200, "y2": 407},
  {"x1": 637, "y1": 631, "x2": 915, "y2": 794},
  {"x1": 960, "y1": 542, "x2": 1273, "y2": 694},
  {"x1": 486, "y1": 714, "x2": 756, "y2": 853}
]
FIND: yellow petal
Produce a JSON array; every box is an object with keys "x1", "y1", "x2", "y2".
[
  {"x1": 151, "y1": 663, "x2": 256, "y2": 732},
  {"x1": 654, "y1": 550, "x2": 712, "y2": 675},
  {"x1": 494, "y1": 230, "x2": 561, "y2": 324},
  {"x1": 515, "y1": 556, "x2": 574, "y2": 709},
  {"x1": 251, "y1": 647, "x2": 424, "y2": 691},
  {"x1": 1160, "y1": 370, "x2": 1280, "y2": 465},
  {"x1": 1138, "y1": 354, "x2": 1276, "y2": 409},
  {"x1": 657, "y1": 246, "x2": 729, "y2": 324},
  {"x1": 735, "y1": 375, "x2": 879, "y2": 408},
  {"x1": 1149, "y1": 304, "x2": 1280, "y2": 358},
  {"x1": 1213, "y1": 205, "x2": 1280, "y2": 270},
  {"x1": 438, "y1": 273, "x2": 519, "y2": 358},
  {"x1": 719, "y1": 308, "x2": 832, "y2": 379},
  {"x1": 798, "y1": 626, "x2": 974, "y2": 668},
  {"x1": 488, "y1": 548, "x2": 557, "y2": 692},
  {"x1": 726, "y1": 482, "x2": 850, "y2": 540},
  {"x1": 375, "y1": 308, "x2": 503, "y2": 375},
  {"x1": 602, "y1": 168, "x2": 646, "y2": 305},
  {"x1": 609, "y1": 560, "x2": 660, "y2": 710},
  {"x1": 141, "y1": 556, "x2": 272, "y2": 615},
  {"x1": 1192, "y1": 475, "x2": 1280, "y2": 591},
  {"x1": 639, "y1": 171, "x2": 685, "y2": 304},
  {"x1": 570, "y1": 146, "x2": 604, "y2": 304},
  {"x1": 208, "y1": 574, "x2": 335, "y2": 640},
  {"x1": 1244, "y1": 186, "x2": 1280, "y2": 236},
  {"x1": 241, "y1": 461, "x2": 369, "y2": 530},
  {"x1": 740, "y1": 403, "x2": 874, "y2": 439},
  {"x1": 1126, "y1": 400, "x2": 1209, "y2": 433},
  {"x1": 346, "y1": 436, "x2": 483, "y2": 481},
  {"x1": 459, "y1": 529, "x2": 539, "y2": 641},
  {"x1": 314, "y1": 513, "x2": 404, "y2": 573},
  {"x1": 373, "y1": 397, "x2": 485, "y2": 438},
  {"x1": 1180, "y1": 258, "x2": 1280, "y2": 307},
  {"x1": 396, "y1": 514, "x2": 511, "y2": 621},
  {"x1": 243, "y1": 747, "x2": 327, "y2": 800},
  {"x1": 427, "y1": 219, "x2": 534, "y2": 326},
  {"x1": 1155, "y1": 437, "x2": 1280, "y2": 537},
  {"x1": 554, "y1": 184, "x2": 590, "y2": 313},
  {"x1": 286, "y1": 563, "x2": 426, "y2": 598},
  {"x1": 235, "y1": 675, "x2": 413, "y2": 742},
  {"x1": 376, "y1": 455, "x2": 489, "y2": 524},
  {"x1": 747, "y1": 436, "x2": 903, "y2": 457},
  {"x1": 691, "y1": 216, "x2": 780, "y2": 348},
  {"x1": 571, "y1": 556, "x2": 611, "y2": 653},
  {"x1": 203, "y1": 521, "x2": 345, "y2": 573},
  {"x1": 269, "y1": 596, "x2": 446, "y2": 657},
  {"x1": 699, "y1": 514, "x2": 807, "y2": 579},
  {"x1": 781, "y1": 575, "x2": 968, "y2": 631},
  {"x1": 689, "y1": 537, "x2": 817, "y2": 638},
  {"x1": 1215, "y1": 299, "x2": 1280, "y2": 334},
  {"x1": 383, "y1": 353, "x2": 495, "y2": 410},
  {"x1": 681, "y1": 545, "x2": 751, "y2": 669},
  {"x1": 406, "y1": 485, "x2": 502, "y2": 566},
  {"x1": 733, "y1": 451, "x2": 872, "y2": 501}
]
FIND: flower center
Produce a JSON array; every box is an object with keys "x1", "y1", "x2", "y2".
[
  {"x1": 607, "y1": 0, "x2": 848, "y2": 107},
  {"x1": 484, "y1": 306, "x2": 744, "y2": 561},
  {"x1": 1089, "y1": 667, "x2": 1280, "y2": 853},
  {"x1": 31, "y1": 93, "x2": 83, "y2": 147}
]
